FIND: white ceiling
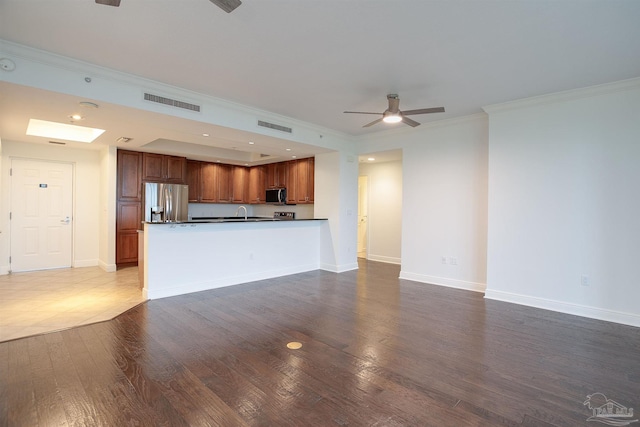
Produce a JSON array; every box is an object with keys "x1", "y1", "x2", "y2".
[{"x1": 1, "y1": 0, "x2": 640, "y2": 162}]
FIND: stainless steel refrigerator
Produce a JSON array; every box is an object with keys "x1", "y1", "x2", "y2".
[{"x1": 143, "y1": 182, "x2": 189, "y2": 223}]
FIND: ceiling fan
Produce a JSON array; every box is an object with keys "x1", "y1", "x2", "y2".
[
  {"x1": 95, "y1": 0, "x2": 241, "y2": 13},
  {"x1": 344, "y1": 94, "x2": 445, "y2": 128}
]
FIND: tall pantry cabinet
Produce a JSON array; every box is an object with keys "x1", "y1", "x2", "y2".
[{"x1": 116, "y1": 150, "x2": 187, "y2": 267}]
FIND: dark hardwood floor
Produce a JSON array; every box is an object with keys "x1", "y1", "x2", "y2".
[{"x1": 1, "y1": 260, "x2": 639, "y2": 426}]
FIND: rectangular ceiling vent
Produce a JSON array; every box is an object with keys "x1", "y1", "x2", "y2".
[
  {"x1": 260, "y1": 153, "x2": 271, "y2": 158},
  {"x1": 144, "y1": 93, "x2": 201, "y2": 112},
  {"x1": 257, "y1": 120, "x2": 292, "y2": 134}
]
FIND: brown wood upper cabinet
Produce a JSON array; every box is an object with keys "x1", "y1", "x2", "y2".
[
  {"x1": 117, "y1": 150, "x2": 143, "y2": 202},
  {"x1": 187, "y1": 158, "x2": 314, "y2": 205},
  {"x1": 231, "y1": 166, "x2": 249, "y2": 203},
  {"x1": 186, "y1": 160, "x2": 202, "y2": 202},
  {"x1": 287, "y1": 157, "x2": 315, "y2": 204},
  {"x1": 248, "y1": 165, "x2": 266, "y2": 204},
  {"x1": 186, "y1": 161, "x2": 246, "y2": 203},
  {"x1": 266, "y1": 162, "x2": 287, "y2": 188},
  {"x1": 142, "y1": 153, "x2": 187, "y2": 183}
]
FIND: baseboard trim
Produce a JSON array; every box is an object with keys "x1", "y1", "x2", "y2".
[
  {"x1": 367, "y1": 254, "x2": 401, "y2": 265},
  {"x1": 320, "y1": 262, "x2": 359, "y2": 273},
  {"x1": 98, "y1": 260, "x2": 117, "y2": 273},
  {"x1": 399, "y1": 271, "x2": 486, "y2": 293},
  {"x1": 73, "y1": 259, "x2": 99, "y2": 268},
  {"x1": 484, "y1": 289, "x2": 640, "y2": 328}
]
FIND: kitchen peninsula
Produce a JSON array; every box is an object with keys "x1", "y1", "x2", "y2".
[{"x1": 141, "y1": 218, "x2": 327, "y2": 300}]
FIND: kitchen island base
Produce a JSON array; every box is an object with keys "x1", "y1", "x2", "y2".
[{"x1": 143, "y1": 220, "x2": 327, "y2": 300}]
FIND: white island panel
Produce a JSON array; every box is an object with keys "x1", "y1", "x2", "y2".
[{"x1": 144, "y1": 221, "x2": 324, "y2": 299}]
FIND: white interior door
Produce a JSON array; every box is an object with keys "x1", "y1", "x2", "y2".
[
  {"x1": 357, "y1": 175, "x2": 369, "y2": 258},
  {"x1": 10, "y1": 159, "x2": 73, "y2": 272}
]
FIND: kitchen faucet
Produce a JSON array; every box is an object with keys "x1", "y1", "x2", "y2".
[{"x1": 235, "y1": 205, "x2": 247, "y2": 220}]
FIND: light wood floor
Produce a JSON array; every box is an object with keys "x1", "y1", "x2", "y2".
[
  {"x1": 0, "y1": 266, "x2": 144, "y2": 342},
  {"x1": 2, "y1": 260, "x2": 639, "y2": 426}
]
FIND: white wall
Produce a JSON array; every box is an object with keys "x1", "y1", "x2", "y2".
[
  {"x1": 399, "y1": 117, "x2": 489, "y2": 291},
  {"x1": 0, "y1": 140, "x2": 102, "y2": 272},
  {"x1": 99, "y1": 146, "x2": 117, "y2": 271},
  {"x1": 359, "y1": 159, "x2": 403, "y2": 264},
  {"x1": 315, "y1": 151, "x2": 359, "y2": 272},
  {"x1": 354, "y1": 115, "x2": 489, "y2": 291},
  {"x1": 484, "y1": 79, "x2": 640, "y2": 327}
]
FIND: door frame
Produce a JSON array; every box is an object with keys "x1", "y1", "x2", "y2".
[
  {"x1": 357, "y1": 174, "x2": 369, "y2": 259},
  {"x1": 9, "y1": 157, "x2": 76, "y2": 273}
]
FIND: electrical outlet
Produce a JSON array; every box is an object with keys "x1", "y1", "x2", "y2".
[
  {"x1": 581, "y1": 274, "x2": 589, "y2": 287},
  {"x1": 441, "y1": 256, "x2": 447, "y2": 264},
  {"x1": 449, "y1": 257, "x2": 458, "y2": 266}
]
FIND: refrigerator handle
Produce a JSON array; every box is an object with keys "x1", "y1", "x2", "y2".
[{"x1": 164, "y1": 186, "x2": 171, "y2": 221}]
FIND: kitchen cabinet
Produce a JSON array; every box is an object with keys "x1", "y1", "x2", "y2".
[
  {"x1": 231, "y1": 166, "x2": 249, "y2": 203},
  {"x1": 117, "y1": 150, "x2": 143, "y2": 201},
  {"x1": 248, "y1": 165, "x2": 266, "y2": 204},
  {"x1": 285, "y1": 160, "x2": 297, "y2": 204},
  {"x1": 286, "y1": 157, "x2": 315, "y2": 204},
  {"x1": 187, "y1": 158, "x2": 313, "y2": 205},
  {"x1": 116, "y1": 150, "x2": 143, "y2": 267},
  {"x1": 266, "y1": 162, "x2": 286, "y2": 188},
  {"x1": 216, "y1": 163, "x2": 232, "y2": 202},
  {"x1": 142, "y1": 153, "x2": 186, "y2": 183},
  {"x1": 188, "y1": 161, "x2": 237, "y2": 203},
  {"x1": 186, "y1": 160, "x2": 202, "y2": 202},
  {"x1": 296, "y1": 157, "x2": 314, "y2": 203},
  {"x1": 116, "y1": 202, "x2": 141, "y2": 264},
  {"x1": 200, "y1": 162, "x2": 219, "y2": 202}
]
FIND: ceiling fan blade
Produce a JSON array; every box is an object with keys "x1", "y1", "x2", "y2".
[
  {"x1": 402, "y1": 116, "x2": 421, "y2": 127},
  {"x1": 363, "y1": 118, "x2": 384, "y2": 128},
  {"x1": 210, "y1": 0, "x2": 242, "y2": 13},
  {"x1": 387, "y1": 94, "x2": 400, "y2": 113},
  {"x1": 344, "y1": 111, "x2": 381, "y2": 115},
  {"x1": 95, "y1": 0, "x2": 121, "y2": 6},
  {"x1": 402, "y1": 107, "x2": 445, "y2": 116}
]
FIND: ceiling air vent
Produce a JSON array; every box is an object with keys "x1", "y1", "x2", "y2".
[
  {"x1": 260, "y1": 153, "x2": 271, "y2": 158},
  {"x1": 144, "y1": 93, "x2": 201, "y2": 112},
  {"x1": 257, "y1": 120, "x2": 292, "y2": 134}
]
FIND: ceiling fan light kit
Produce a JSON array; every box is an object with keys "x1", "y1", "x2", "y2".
[
  {"x1": 344, "y1": 94, "x2": 445, "y2": 128},
  {"x1": 382, "y1": 112, "x2": 402, "y2": 124}
]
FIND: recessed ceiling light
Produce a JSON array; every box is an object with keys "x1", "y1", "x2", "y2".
[
  {"x1": 248, "y1": 141, "x2": 255, "y2": 145},
  {"x1": 286, "y1": 148, "x2": 292, "y2": 151},
  {"x1": 69, "y1": 114, "x2": 84, "y2": 121},
  {"x1": 292, "y1": 155, "x2": 297, "y2": 159},
  {"x1": 26, "y1": 119, "x2": 105, "y2": 143},
  {"x1": 202, "y1": 133, "x2": 209, "y2": 137},
  {"x1": 368, "y1": 157, "x2": 375, "y2": 161}
]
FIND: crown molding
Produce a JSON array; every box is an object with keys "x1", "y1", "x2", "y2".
[{"x1": 482, "y1": 76, "x2": 640, "y2": 115}]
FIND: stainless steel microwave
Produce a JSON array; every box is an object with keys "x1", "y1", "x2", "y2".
[{"x1": 266, "y1": 188, "x2": 286, "y2": 204}]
